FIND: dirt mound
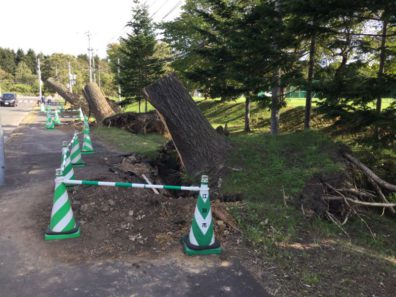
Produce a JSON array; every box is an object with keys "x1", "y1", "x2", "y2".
[{"x1": 36, "y1": 150, "x2": 238, "y2": 262}]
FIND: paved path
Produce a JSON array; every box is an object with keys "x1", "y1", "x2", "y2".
[
  {"x1": 0, "y1": 97, "x2": 35, "y2": 141},
  {"x1": 0, "y1": 110, "x2": 272, "y2": 297}
]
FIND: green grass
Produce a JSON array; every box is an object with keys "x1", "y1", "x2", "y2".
[
  {"x1": 223, "y1": 131, "x2": 342, "y2": 200},
  {"x1": 93, "y1": 126, "x2": 166, "y2": 158}
]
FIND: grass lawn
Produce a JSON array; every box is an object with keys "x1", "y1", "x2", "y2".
[{"x1": 93, "y1": 126, "x2": 166, "y2": 158}]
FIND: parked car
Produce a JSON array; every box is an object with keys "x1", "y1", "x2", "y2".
[{"x1": 0, "y1": 93, "x2": 17, "y2": 107}]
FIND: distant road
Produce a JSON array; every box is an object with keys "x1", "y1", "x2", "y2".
[{"x1": 0, "y1": 96, "x2": 36, "y2": 141}]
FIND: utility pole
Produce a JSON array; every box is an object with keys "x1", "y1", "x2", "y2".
[
  {"x1": 86, "y1": 31, "x2": 93, "y2": 82},
  {"x1": 97, "y1": 59, "x2": 101, "y2": 88},
  {"x1": 117, "y1": 58, "x2": 121, "y2": 101},
  {"x1": 37, "y1": 58, "x2": 42, "y2": 99},
  {"x1": 92, "y1": 52, "x2": 96, "y2": 83},
  {"x1": 68, "y1": 62, "x2": 73, "y2": 93}
]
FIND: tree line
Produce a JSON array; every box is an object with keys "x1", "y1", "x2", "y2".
[{"x1": 0, "y1": 48, "x2": 117, "y2": 97}]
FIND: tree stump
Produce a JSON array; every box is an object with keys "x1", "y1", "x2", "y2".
[
  {"x1": 144, "y1": 73, "x2": 231, "y2": 177},
  {"x1": 46, "y1": 78, "x2": 88, "y2": 111},
  {"x1": 83, "y1": 83, "x2": 116, "y2": 123}
]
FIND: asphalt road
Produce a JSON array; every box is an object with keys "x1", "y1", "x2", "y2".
[{"x1": 0, "y1": 96, "x2": 36, "y2": 141}]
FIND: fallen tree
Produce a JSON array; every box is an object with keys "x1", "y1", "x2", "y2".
[
  {"x1": 144, "y1": 73, "x2": 231, "y2": 177},
  {"x1": 83, "y1": 82, "x2": 116, "y2": 123},
  {"x1": 46, "y1": 78, "x2": 87, "y2": 111},
  {"x1": 103, "y1": 111, "x2": 165, "y2": 134}
]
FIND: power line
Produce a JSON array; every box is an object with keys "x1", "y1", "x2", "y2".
[
  {"x1": 159, "y1": 0, "x2": 183, "y2": 21},
  {"x1": 150, "y1": 0, "x2": 170, "y2": 19}
]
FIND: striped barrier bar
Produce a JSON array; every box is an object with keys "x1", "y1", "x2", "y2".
[{"x1": 62, "y1": 179, "x2": 201, "y2": 192}]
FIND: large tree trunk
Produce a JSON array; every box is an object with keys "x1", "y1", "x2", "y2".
[
  {"x1": 83, "y1": 82, "x2": 115, "y2": 123},
  {"x1": 46, "y1": 77, "x2": 88, "y2": 111},
  {"x1": 305, "y1": 32, "x2": 316, "y2": 129},
  {"x1": 143, "y1": 73, "x2": 230, "y2": 177}
]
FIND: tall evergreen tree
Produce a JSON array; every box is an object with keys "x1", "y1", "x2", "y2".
[
  {"x1": 0, "y1": 48, "x2": 17, "y2": 75},
  {"x1": 119, "y1": 0, "x2": 164, "y2": 111}
]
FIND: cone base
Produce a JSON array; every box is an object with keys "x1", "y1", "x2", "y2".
[
  {"x1": 181, "y1": 236, "x2": 222, "y2": 256},
  {"x1": 82, "y1": 151, "x2": 94, "y2": 155},
  {"x1": 72, "y1": 162, "x2": 86, "y2": 167},
  {"x1": 45, "y1": 225, "x2": 80, "y2": 241}
]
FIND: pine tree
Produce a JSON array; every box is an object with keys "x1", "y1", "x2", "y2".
[{"x1": 119, "y1": 0, "x2": 164, "y2": 111}]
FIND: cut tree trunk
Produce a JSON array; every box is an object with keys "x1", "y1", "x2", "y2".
[
  {"x1": 46, "y1": 77, "x2": 88, "y2": 111},
  {"x1": 143, "y1": 73, "x2": 231, "y2": 177},
  {"x1": 83, "y1": 82, "x2": 116, "y2": 123}
]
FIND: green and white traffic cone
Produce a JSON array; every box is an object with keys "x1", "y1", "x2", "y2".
[
  {"x1": 45, "y1": 113, "x2": 55, "y2": 129},
  {"x1": 61, "y1": 141, "x2": 75, "y2": 182},
  {"x1": 83, "y1": 116, "x2": 90, "y2": 131},
  {"x1": 53, "y1": 110, "x2": 61, "y2": 125},
  {"x1": 182, "y1": 175, "x2": 221, "y2": 255},
  {"x1": 44, "y1": 173, "x2": 80, "y2": 240},
  {"x1": 40, "y1": 103, "x2": 46, "y2": 112},
  {"x1": 82, "y1": 123, "x2": 94, "y2": 154},
  {"x1": 79, "y1": 108, "x2": 84, "y2": 121},
  {"x1": 70, "y1": 133, "x2": 85, "y2": 167}
]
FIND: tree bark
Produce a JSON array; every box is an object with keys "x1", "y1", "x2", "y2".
[
  {"x1": 46, "y1": 77, "x2": 88, "y2": 111},
  {"x1": 244, "y1": 96, "x2": 251, "y2": 132},
  {"x1": 143, "y1": 73, "x2": 231, "y2": 177},
  {"x1": 271, "y1": 68, "x2": 281, "y2": 135},
  {"x1": 83, "y1": 82, "x2": 116, "y2": 124},
  {"x1": 304, "y1": 32, "x2": 316, "y2": 129},
  {"x1": 271, "y1": 0, "x2": 281, "y2": 136},
  {"x1": 376, "y1": 14, "x2": 388, "y2": 114}
]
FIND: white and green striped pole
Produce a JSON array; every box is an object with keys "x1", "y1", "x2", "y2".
[
  {"x1": 182, "y1": 175, "x2": 221, "y2": 255},
  {"x1": 70, "y1": 133, "x2": 85, "y2": 167},
  {"x1": 44, "y1": 174, "x2": 80, "y2": 240},
  {"x1": 63, "y1": 179, "x2": 201, "y2": 192},
  {"x1": 45, "y1": 112, "x2": 55, "y2": 130},
  {"x1": 82, "y1": 119, "x2": 94, "y2": 154},
  {"x1": 61, "y1": 141, "x2": 75, "y2": 182}
]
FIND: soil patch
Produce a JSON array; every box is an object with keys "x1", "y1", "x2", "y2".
[{"x1": 34, "y1": 151, "x2": 238, "y2": 263}]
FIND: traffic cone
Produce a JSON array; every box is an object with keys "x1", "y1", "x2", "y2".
[
  {"x1": 182, "y1": 175, "x2": 221, "y2": 255},
  {"x1": 79, "y1": 108, "x2": 84, "y2": 121},
  {"x1": 44, "y1": 174, "x2": 80, "y2": 240},
  {"x1": 53, "y1": 110, "x2": 61, "y2": 125},
  {"x1": 61, "y1": 142, "x2": 75, "y2": 181},
  {"x1": 70, "y1": 133, "x2": 85, "y2": 167},
  {"x1": 45, "y1": 113, "x2": 55, "y2": 129},
  {"x1": 83, "y1": 116, "x2": 90, "y2": 131},
  {"x1": 82, "y1": 122, "x2": 94, "y2": 154}
]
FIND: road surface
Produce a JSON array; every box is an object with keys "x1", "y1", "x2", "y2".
[{"x1": 0, "y1": 96, "x2": 36, "y2": 141}]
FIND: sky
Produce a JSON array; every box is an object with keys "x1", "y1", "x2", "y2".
[{"x1": 0, "y1": 0, "x2": 184, "y2": 58}]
